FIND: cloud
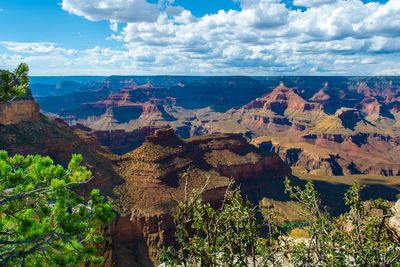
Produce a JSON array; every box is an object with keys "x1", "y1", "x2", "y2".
[
  {"x1": 0, "y1": 41, "x2": 76, "y2": 55},
  {"x1": 353, "y1": 0, "x2": 400, "y2": 37},
  {"x1": 106, "y1": 0, "x2": 399, "y2": 74},
  {"x1": 109, "y1": 20, "x2": 118, "y2": 32},
  {"x1": 248, "y1": 0, "x2": 289, "y2": 28},
  {"x1": 0, "y1": 54, "x2": 24, "y2": 68},
  {"x1": 0, "y1": 42, "x2": 135, "y2": 75},
  {"x1": 293, "y1": 0, "x2": 336, "y2": 7},
  {"x1": 3, "y1": 0, "x2": 400, "y2": 75},
  {"x1": 377, "y1": 68, "x2": 400, "y2": 76},
  {"x1": 361, "y1": 58, "x2": 376, "y2": 64},
  {"x1": 334, "y1": 58, "x2": 354, "y2": 65},
  {"x1": 174, "y1": 10, "x2": 197, "y2": 24},
  {"x1": 61, "y1": 0, "x2": 160, "y2": 23}
]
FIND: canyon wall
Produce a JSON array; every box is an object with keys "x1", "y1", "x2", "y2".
[{"x1": 111, "y1": 129, "x2": 291, "y2": 265}]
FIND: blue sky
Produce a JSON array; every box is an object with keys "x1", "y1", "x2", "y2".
[{"x1": 0, "y1": 0, "x2": 399, "y2": 76}]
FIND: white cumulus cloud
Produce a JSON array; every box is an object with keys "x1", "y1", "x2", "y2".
[{"x1": 62, "y1": 0, "x2": 160, "y2": 23}]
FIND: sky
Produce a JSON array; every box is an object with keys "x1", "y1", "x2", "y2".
[{"x1": 0, "y1": 0, "x2": 399, "y2": 76}]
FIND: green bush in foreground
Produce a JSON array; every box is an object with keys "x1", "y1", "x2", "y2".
[
  {"x1": 0, "y1": 151, "x2": 115, "y2": 266},
  {"x1": 285, "y1": 179, "x2": 400, "y2": 266},
  {"x1": 163, "y1": 177, "x2": 400, "y2": 266},
  {"x1": 161, "y1": 178, "x2": 282, "y2": 266}
]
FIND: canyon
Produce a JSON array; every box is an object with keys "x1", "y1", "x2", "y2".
[
  {"x1": 111, "y1": 128, "x2": 291, "y2": 265},
  {"x1": 0, "y1": 91, "x2": 292, "y2": 265},
  {"x1": 36, "y1": 76, "x2": 400, "y2": 176},
  {"x1": 2, "y1": 76, "x2": 400, "y2": 265}
]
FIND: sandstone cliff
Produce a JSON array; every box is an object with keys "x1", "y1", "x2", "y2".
[
  {"x1": 0, "y1": 89, "x2": 40, "y2": 125},
  {"x1": 254, "y1": 133, "x2": 400, "y2": 176},
  {"x1": 111, "y1": 128, "x2": 291, "y2": 265}
]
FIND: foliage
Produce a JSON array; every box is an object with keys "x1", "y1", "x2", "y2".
[
  {"x1": 284, "y1": 178, "x2": 400, "y2": 266},
  {"x1": 0, "y1": 63, "x2": 29, "y2": 102},
  {"x1": 279, "y1": 220, "x2": 307, "y2": 234},
  {"x1": 161, "y1": 177, "x2": 283, "y2": 266},
  {"x1": 0, "y1": 151, "x2": 115, "y2": 266},
  {"x1": 163, "y1": 176, "x2": 400, "y2": 266}
]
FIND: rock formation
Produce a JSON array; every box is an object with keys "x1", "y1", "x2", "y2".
[
  {"x1": 254, "y1": 133, "x2": 400, "y2": 176},
  {"x1": 111, "y1": 128, "x2": 291, "y2": 265},
  {"x1": 228, "y1": 83, "x2": 326, "y2": 136},
  {"x1": 0, "y1": 89, "x2": 40, "y2": 125},
  {"x1": 244, "y1": 83, "x2": 323, "y2": 112}
]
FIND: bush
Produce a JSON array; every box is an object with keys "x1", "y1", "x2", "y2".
[
  {"x1": 162, "y1": 176, "x2": 400, "y2": 266},
  {"x1": 161, "y1": 177, "x2": 282, "y2": 266}
]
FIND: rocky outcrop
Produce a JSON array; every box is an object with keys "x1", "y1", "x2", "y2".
[
  {"x1": 310, "y1": 86, "x2": 330, "y2": 102},
  {"x1": 257, "y1": 140, "x2": 344, "y2": 175},
  {"x1": 170, "y1": 76, "x2": 264, "y2": 112},
  {"x1": 0, "y1": 100, "x2": 40, "y2": 125},
  {"x1": 356, "y1": 96, "x2": 381, "y2": 115},
  {"x1": 335, "y1": 108, "x2": 367, "y2": 130},
  {"x1": 235, "y1": 83, "x2": 325, "y2": 135},
  {"x1": 98, "y1": 83, "x2": 174, "y2": 106},
  {"x1": 348, "y1": 77, "x2": 400, "y2": 103},
  {"x1": 112, "y1": 128, "x2": 291, "y2": 265},
  {"x1": 0, "y1": 89, "x2": 40, "y2": 125},
  {"x1": 57, "y1": 83, "x2": 178, "y2": 130},
  {"x1": 244, "y1": 83, "x2": 323, "y2": 113}
]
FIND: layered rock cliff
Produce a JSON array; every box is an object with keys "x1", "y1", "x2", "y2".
[
  {"x1": 254, "y1": 133, "x2": 400, "y2": 176},
  {"x1": 111, "y1": 128, "x2": 291, "y2": 265},
  {"x1": 0, "y1": 89, "x2": 40, "y2": 125}
]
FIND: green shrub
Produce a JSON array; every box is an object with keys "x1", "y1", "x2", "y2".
[{"x1": 0, "y1": 152, "x2": 115, "y2": 266}]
